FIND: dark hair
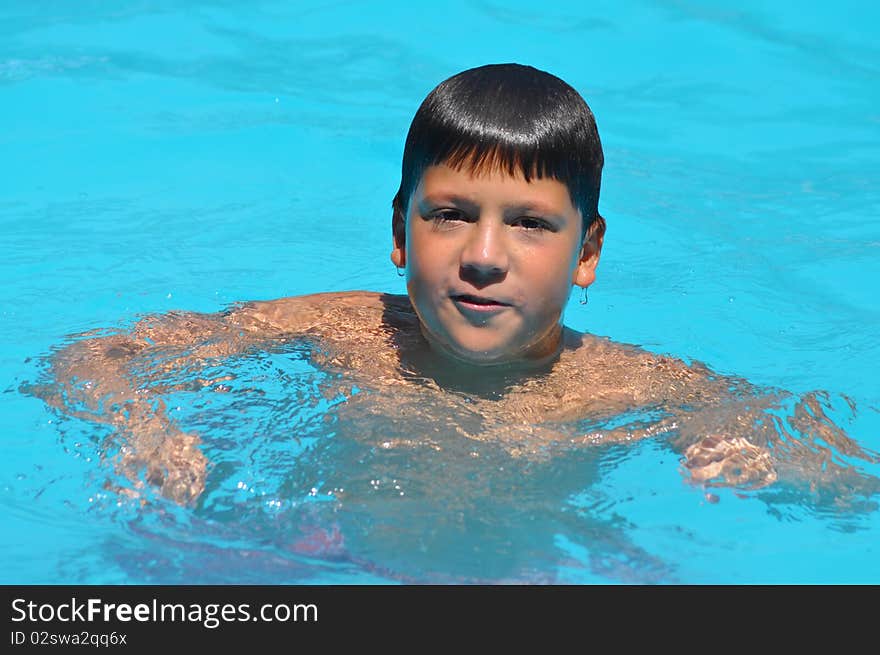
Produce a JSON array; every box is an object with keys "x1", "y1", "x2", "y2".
[{"x1": 392, "y1": 63, "x2": 604, "y2": 246}]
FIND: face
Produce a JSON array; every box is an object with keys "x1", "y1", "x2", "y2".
[{"x1": 391, "y1": 163, "x2": 602, "y2": 367}]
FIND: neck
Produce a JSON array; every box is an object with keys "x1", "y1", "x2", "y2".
[{"x1": 402, "y1": 324, "x2": 566, "y2": 397}]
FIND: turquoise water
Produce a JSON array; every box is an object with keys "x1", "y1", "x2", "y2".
[{"x1": 2, "y1": 0, "x2": 879, "y2": 583}]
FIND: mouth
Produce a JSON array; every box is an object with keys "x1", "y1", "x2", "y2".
[{"x1": 450, "y1": 293, "x2": 511, "y2": 312}]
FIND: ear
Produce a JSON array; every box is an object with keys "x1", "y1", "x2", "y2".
[
  {"x1": 573, "y1": 214, "x2": 605, "y2": 288},
  {"x1": 391, "y1": 192, "x2": 407, "y2": 268},
  {"x1": 390, "y1": 240, "x2": 406, "y2": 268}
]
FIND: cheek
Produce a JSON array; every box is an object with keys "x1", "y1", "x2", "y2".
[
  {"x1": 407, "y1": 229, "x2": 432, "y2": 270},
  {"x1": 407, "y1": 255, "x2": 441, "y2": 294},
  {"x1": 408, "y1": 234, "x2": 452, "y2": 283},
  {"x1": 405, "y1": 240, "x2": 446, "y2": 309},
  {"x1": 524, "y1": 248, "x2": 577, "y2": 297}
]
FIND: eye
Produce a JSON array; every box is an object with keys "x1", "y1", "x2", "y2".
[
  {"x1": 514, "y1": 216, "x2": 554, "y2": 231},
  {"x1": 428, "y1": 209, "x2": 468, "y2": 225}
]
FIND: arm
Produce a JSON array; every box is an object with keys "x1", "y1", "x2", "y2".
[
  {"x1": 671, "y1": 388, "x2": 880, "y2": 500},
  {"x1": 41, "y1": 309, "x2": 258, "y2": 503},
  {"x1": 583, "y1": 349, "x2": 879, "y2": 497},
  {"x1": 36, "y1": 294, "x2": 339, "y2": 504}
]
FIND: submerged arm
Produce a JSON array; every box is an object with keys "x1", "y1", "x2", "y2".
[
  {"x1": 587, "y1": 351, "x2": 880, "y2": 498},
  {"x1": 670, "y1": 384, "x2": 880, "y2": 499},
  {"x1": 36, "y1": 294, "x2": 339, "y2": 504}
]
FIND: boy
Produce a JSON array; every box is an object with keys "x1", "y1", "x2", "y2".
[{"x1": 41, "y1": 64, "x2": 876, "y2": 505}]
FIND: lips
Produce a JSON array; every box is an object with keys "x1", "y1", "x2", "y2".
[
  {"x1": 452, "y1": 293, "x2": 510, "y2": 307},
  {"x1": 450, "y1": 293, "x2": 511, "y2": 311}
]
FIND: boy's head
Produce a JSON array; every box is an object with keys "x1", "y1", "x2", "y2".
[
  {"x1": 392, "y1": 63, "x2": 604, "y2": 247},
  {"x1": 390, "y1": 64, "x2": 606, "y2": 367}
]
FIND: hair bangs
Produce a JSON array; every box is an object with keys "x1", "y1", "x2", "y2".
[{"x1": 432, "y1": 140, "x2": 565, "y2": 185}]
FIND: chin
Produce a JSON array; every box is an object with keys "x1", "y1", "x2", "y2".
[
  {"x1": 420, "y1": 322, "x2": 525, "y2": 366},
  {"x1": 443, "y1": 340, "x2": 521, "y2": 366}
]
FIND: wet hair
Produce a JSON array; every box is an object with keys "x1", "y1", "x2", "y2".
[{"x1": 392, "y1": 63, "x2": 604, "y2": 246}]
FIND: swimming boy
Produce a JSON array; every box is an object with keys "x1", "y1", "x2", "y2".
[{"x1": 42, "y1": 64, "x2": 877, "y2": 505}]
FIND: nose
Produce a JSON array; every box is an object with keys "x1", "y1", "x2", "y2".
[{"x1": 459, "y1": 217, "x2": 509, "y2": 286}]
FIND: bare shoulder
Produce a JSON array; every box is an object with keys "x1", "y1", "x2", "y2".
[
  {"x1": 558, "y1": 328, "x2": 724, "y2": 404},
  {"x1": 227, "y1": 291, "x2": 413, "y2": 335},
  {"x1": 562, "y1": 328, "x2": 653, "y2": 368},
  {"x1": 569, "y1": 329, "x2": 714, "y2": 374}
]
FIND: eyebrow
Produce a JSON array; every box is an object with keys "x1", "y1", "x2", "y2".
[
  {"x1": 418, "y1": 194, "x2": 564, "y2": 217},
  {"x1": 418, "y1": 194, "x2": 477, "y2": 213}
]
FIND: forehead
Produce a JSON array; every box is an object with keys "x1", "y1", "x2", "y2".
[{"x1": 414, "y1": 163, "x2": 578, "y2": 216}]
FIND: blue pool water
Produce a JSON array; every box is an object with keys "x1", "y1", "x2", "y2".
[{"x1": 2, "y1": 0, "x2": 879, "y2": 583}]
